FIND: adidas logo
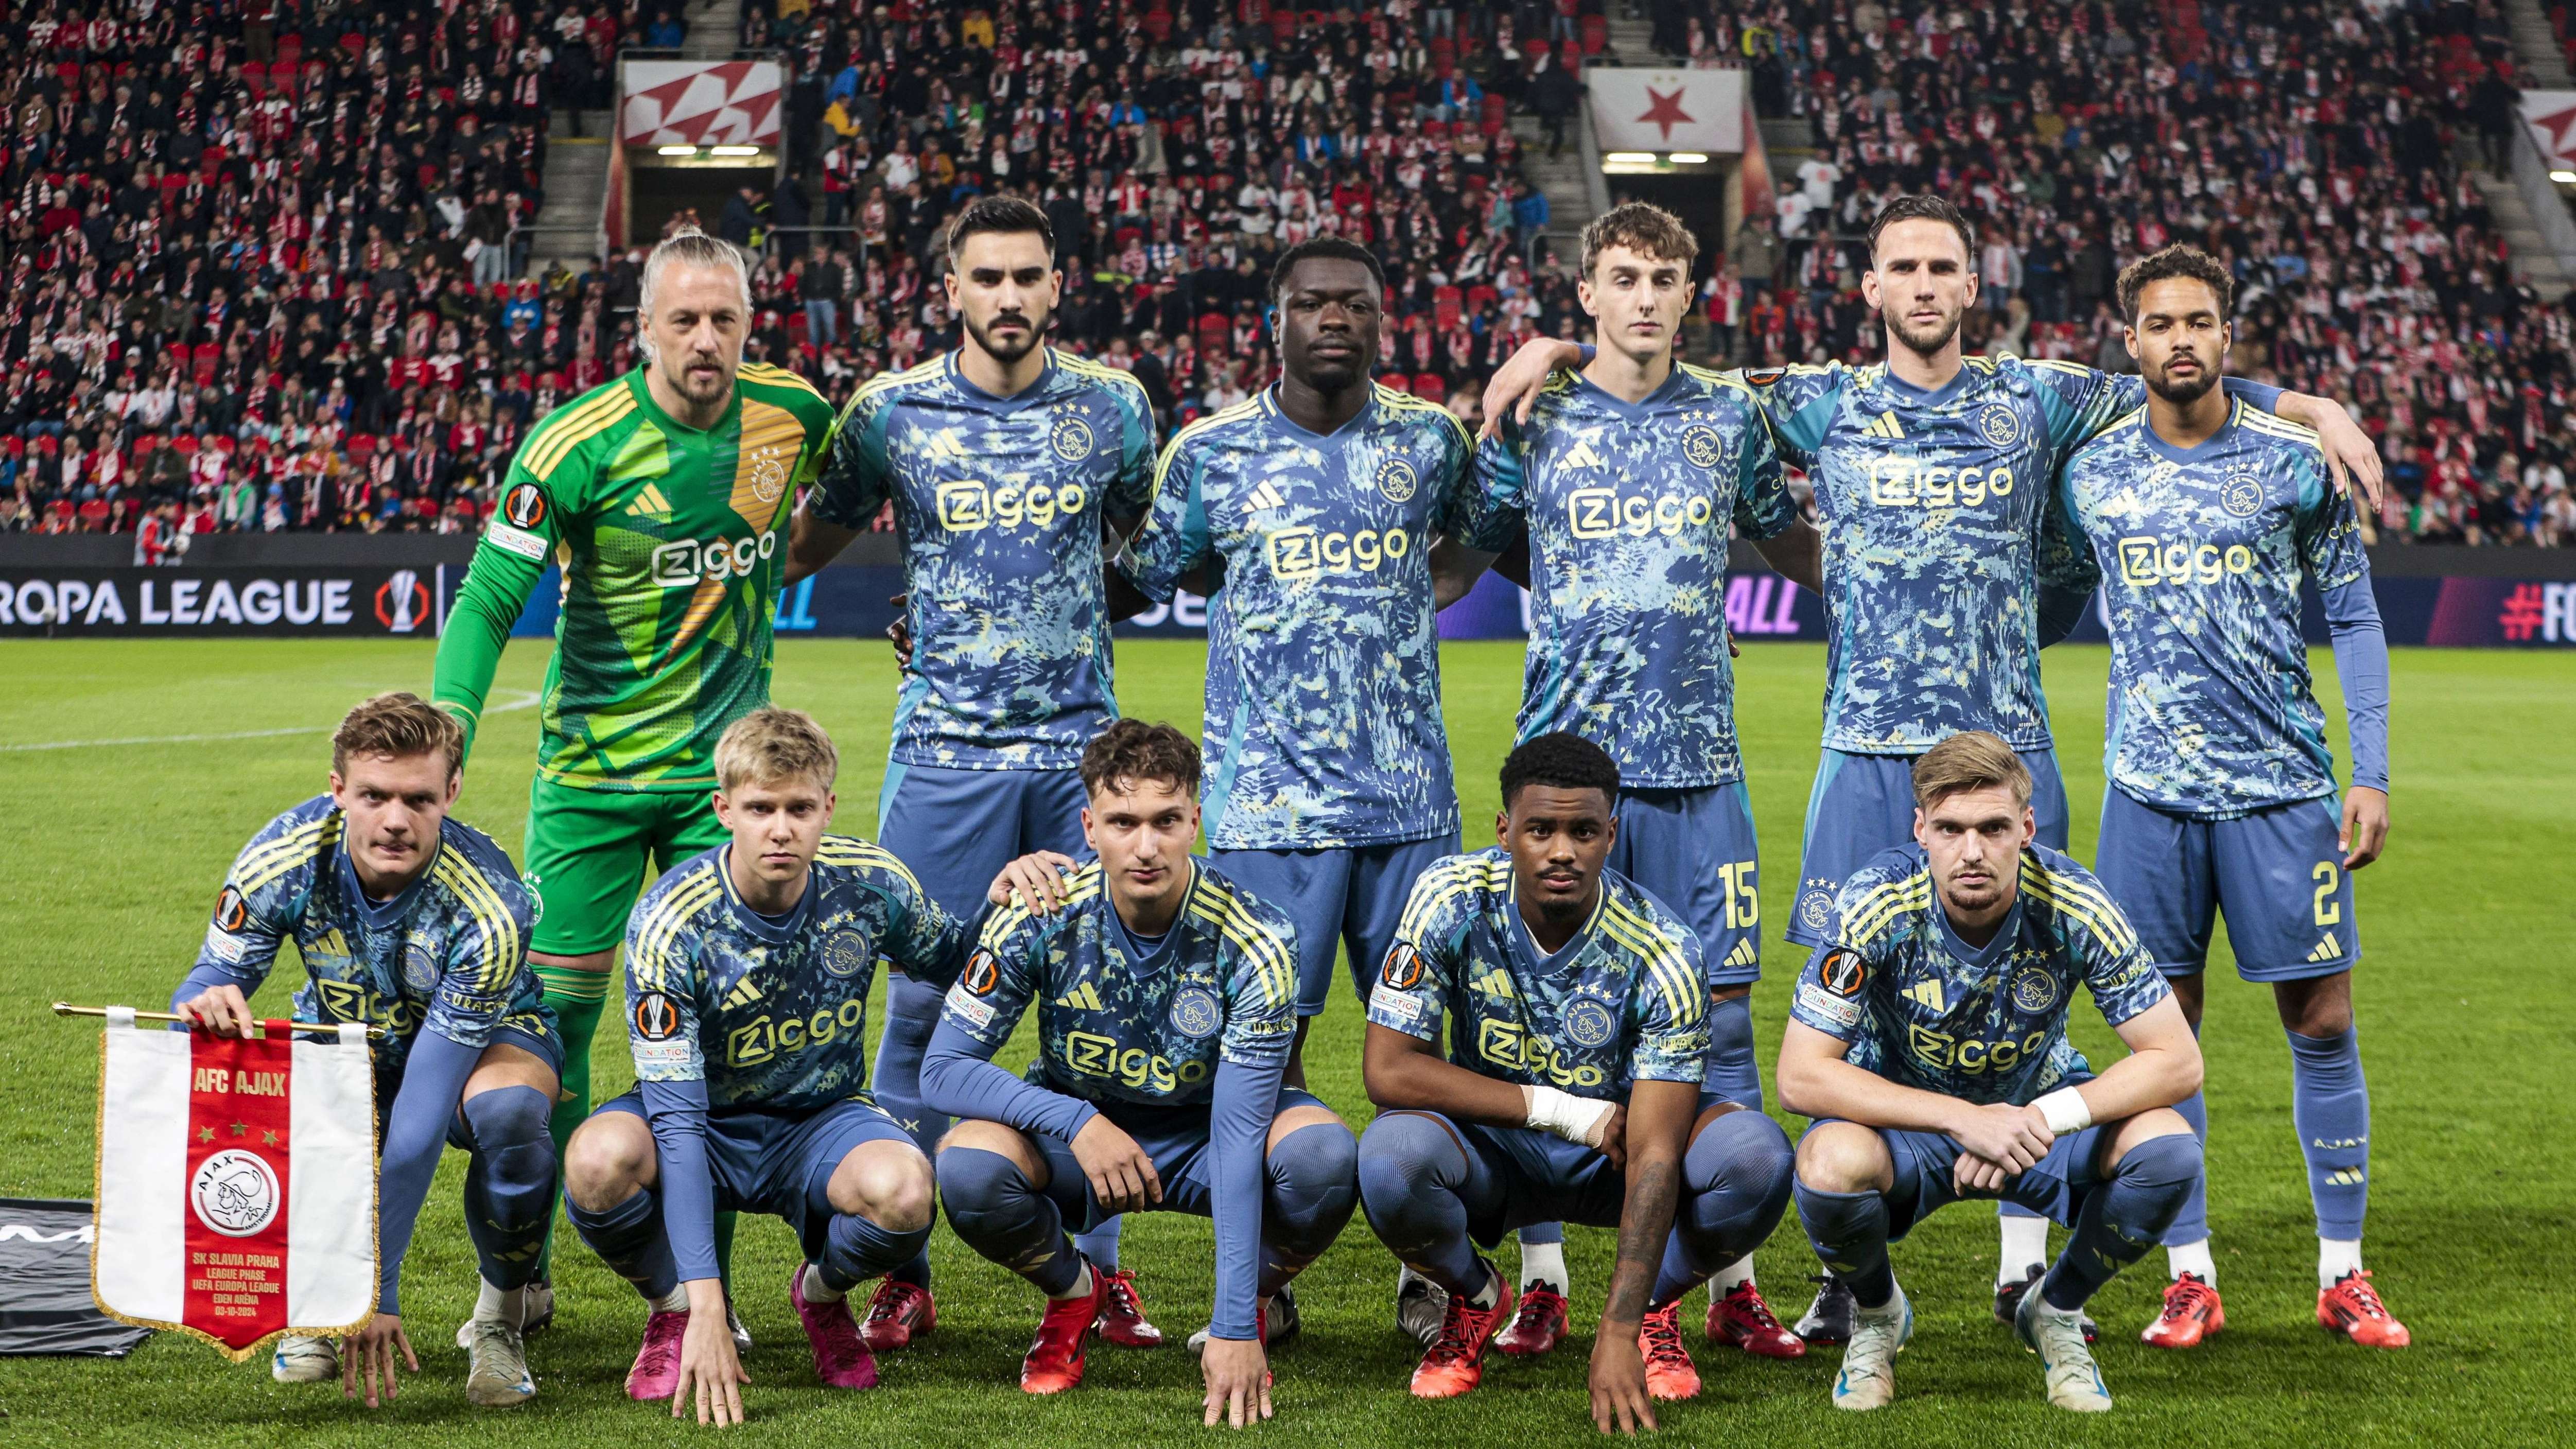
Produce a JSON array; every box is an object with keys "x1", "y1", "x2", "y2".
[
  {"x1": 1052, "y1": 982, "x2": 1105, "y2": 1012},
  {"x1": 720, "y1": 975, "x2": 763, "y2": 1010},
  {"x1": 2325, "y1": 1167, "x2": 2366, "y2": 1187},
  {"x1": 2306, "y1": 931, "x2": 2342, "y2": 964},
  {"x1": 1722, "y1": 937, "x2": 1757, "y2": 971},
  {"x1": 1560, "y1": 440, "x2": 1606, "y2": 469},
  {"x1": 624, "y1": 482, "x2": 672, "y2": 517},
  {"x1": 1900, "y1": 978, "x2": 1945, "y2": 1012},
  {"x1": 1246, "y1": 480, "x2": 1289, "y2": 512},
  {"x1": 1469, "y1": 968, "x2": 1516, "y2": 999},
  {"x1": 1862, "y1": 411, "x2": 1904, "y2": 440}
]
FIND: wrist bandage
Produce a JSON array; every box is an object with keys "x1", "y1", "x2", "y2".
[
  {"x1": 2033, "y1": 1087, "x2": 2093, "y2": 1136},
  {"x1": 1523, "y1": 1085, "x2": 1617, "y2": 1149}
]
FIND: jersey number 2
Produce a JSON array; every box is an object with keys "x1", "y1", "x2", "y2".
[{"x1": 2311, "y1": 862, "x2": 2341, "y2": 926}]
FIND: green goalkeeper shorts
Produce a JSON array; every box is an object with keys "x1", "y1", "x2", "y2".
[{"x1": 522, "y1": 775, "x2": 729, "y2": 956}]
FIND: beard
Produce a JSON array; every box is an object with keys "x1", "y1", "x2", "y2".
[
  {"x1": 1882, "y1": 300, "x2": 1963, "y2": 357},
  {"x1": 2145, "y1": 356, "x2": 2219, "y2": 407},
  {"x1": 658, "y1": 347, "x2": 734, "y2": 405},
  {"x1": 964, "y1": 305, "x2": 1049, "y2": 364}
]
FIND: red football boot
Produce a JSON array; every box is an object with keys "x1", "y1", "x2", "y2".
[
  {"x1": 1409, "y1": 1273, "x2": 1518, "y2": 1400},
  {"x1": 624, "y1": 1310, "x2": 689, "y2": 1402},
  {"x1": 1707, "y1": 1280, "x2": 1806, "y2": 1358},
  {"x1": 2140, "y1": 1273, "x2": 2224, "y2": 1349},
  {"x1": 789, "y1": 1266, "x2": 880, "y2": 1389},
  {"x1": 2319, "y1": 1270, "x2": 2411, "y2": 1348},
  {"x1": 859, "y1": 1278, "x2": 935, "y2": 1351},
  {"x1": 1640, "y1": 1303, "x2": 1702, "y2": 1401},
  {"x1": 1493, "y1": 1280, "x2": 1569, "y2": 1357},
  {"x1": 1094, "y1": 1266, "x2": 1165, "y2": 1348},
  {"x1": 1022, "y1": 1264, "x2": 1110, "y2": 1394}
]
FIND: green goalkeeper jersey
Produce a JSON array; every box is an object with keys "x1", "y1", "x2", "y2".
[{"x1": 433, "y1": 362, "x2": 838, "y2": 793}]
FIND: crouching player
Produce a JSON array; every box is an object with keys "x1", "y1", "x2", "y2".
[
  {"x1": 561, "y1": 709, "x2": 979, "y2": 1426},
  {"x1": 1355, "y1": 734, "x2": 1795, "y2": 1432},
  {"x1": 171, "y1": 692, "x2": 560, "y2": 1409},
  {"x1": 924, "y1": 720, "x2": 1359, "y2": 1426},
  {"x1": 1779, "y1": 732, "x2": 2204, "y2": 1413}
]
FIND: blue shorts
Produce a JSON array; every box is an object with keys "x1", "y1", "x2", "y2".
[
  {"x1": 1802, "y1": 1113, "x2": 2121, "y2": 1240},
  {"x1": 878, "y1": 761, "x2": 1090, "y2": 919},
  {"x1": 1392, "y1": 1084, "x2": 1738, "y2": 1246},
  {"x1": 1027, "y1": 1087, "x2": 1332, "y2": 1234},
  {"x1": 372, "y1": 1024, "x2": 565, "y2": 1148},
  {"x1": 598, "y1": 1091, "x2": 916, "y2": 1265},
  {"x1": 2095, "y1": 790, "x2": 2358, "y2": 981},
  {"x1": 1211, "y1": 835, "x2": 1458, "y2": 1017},
  {"x1": 1609, "y1": 782, "x2": 1762, "y2": 986},
  {"x1": 1789, "y1": 746, "x2": 2069, "y2": 947}
]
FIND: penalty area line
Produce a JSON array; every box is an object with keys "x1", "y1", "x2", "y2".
[{"x1": 2, "y1": 691, "x2": 543, "y2": 753}]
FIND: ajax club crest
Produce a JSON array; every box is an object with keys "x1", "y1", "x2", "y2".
[
  {"x1": 1979, "y1": 405, "x2": 2022, "y2": 448},
  {"x1": 1169, "y1": 986, "x2": 1222, "y2": 1039},
  {"x1": 1375, "y1": 457, "x2": 1418, "y2": 503},
  {"x1": 750, "y1": 447, "x2": 790, "y2": 504},
  {"x1": 823, "y1": 931, "x2": 871, "y2": 979},
  {"x1": 2219, "y1": 468, "x2": 2265, "y2": 519},
  {"x1": 1562, "y1": 997, "x2": 1616, "y2": 1049},
  {"x1": 1682, "y1": 425, "x2": 1725, "y2": 469},
  {"x1": 1051, "y1": 414, "x2": 1096, "y2": 462},
  {"x1": 190, "y1": 1149, "x2": 281, "y2": 1238}
]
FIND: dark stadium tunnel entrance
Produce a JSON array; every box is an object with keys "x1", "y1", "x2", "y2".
[
  {"x1": 1605, "y1": 173, "x2": 1730, "y2": 293},
  {"x1": 629, "y1": 160, "x2": 788, "y2": 253}
]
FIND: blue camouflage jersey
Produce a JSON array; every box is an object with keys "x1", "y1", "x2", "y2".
[
  {"x1": 1788, "y1": 843, "x2": 2167, "y2": 1106},
  {"x1": 941, "y1": 861, "x2": 1299, "y2": 1106},
  {"x1": 190, "y1": 796, "x2": 551, "y2": 1076},
  {"x1": 2061, "y1": 401, "x2": 2372, "y2": 817},
  {"x1": 1749, "y1": 356, "x2": 2144, "y2": 753},
  {"x1": 623, "y1": 836, "x2": 978, "y2": 1112},
  {"x1": 1466, "y1": 364, "x2": 1796, "y2": 787},
  {"x1": 1117, "y1": 383, "x2": 1476, "y2": 848},
  {"x1": 1369, "y1": 848, "x2": 1710, "y2": 1098},
  {"x1": 811, "y1": 348, "x2": 1157, "y2": 770}
]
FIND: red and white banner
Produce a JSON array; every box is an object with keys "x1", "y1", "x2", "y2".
[
  {"x1": 1587, "y1": 67, "x2": 1746, "y2": 155},
  {"x1": 91, "y1": 1012, "x2": 376, "y2": 1359},
  {"x1": 621, "y1": 60, "x2": 783, "y2": 147},
  {"x1": 2521, "y1": 90, "x2": 2576, "y2": 169}
]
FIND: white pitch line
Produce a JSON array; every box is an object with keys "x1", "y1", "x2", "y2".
[{"x1": 2, "y1": 691, "x2": 543, "y2": 753}]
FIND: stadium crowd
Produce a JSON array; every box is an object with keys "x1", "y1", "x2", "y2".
[
  {"x1": 1662, "y1": 0, "x2": 2576, "y2": 545},
  {"x1": 5, "y1": 0, "x2": 2571, "y2": 547}
]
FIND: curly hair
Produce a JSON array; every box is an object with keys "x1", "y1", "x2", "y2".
[{"x1": 1499, "y1": 732, "x2": 1621, "y2": 810}]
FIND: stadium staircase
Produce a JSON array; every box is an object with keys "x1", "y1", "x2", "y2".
[
  {"x1": 685, "y1": 0, "x2": 743, "y2": 57},
  {"x1": 528, "y1": 110, "x2": 617, "y2": 275},
  {"x1": 2485, "y1": 0, "x2": 2574, "y2": 296}
]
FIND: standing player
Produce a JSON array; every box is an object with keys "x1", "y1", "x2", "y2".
[
  {"x1": 787, "y1": 196, "x2": 1161, "y2": 1345},
  {"x1": 1355, "y1": 735, "x2": 1794, "y2": 1429},
  {"x1": 433, "y1": 228, "x2": 839, "y2": 1342},
  {"x1": 171, "y1": 693, "x2": 560, "y2": 1409},
  {"x1": 2060, "y1": 245, "x2": 2401, "y2": 1348},
  {"x1": 1483, "y1": 194, "x2": 2385, "y2": 1337},
  {"x1": 1780, "y1": 733, "x2": 2204, "y2": 1412},
  {"x1": 923, "y1": 721, "x2": 1357, "y2": 1425},
  {"x1": 1457, "y1": 202, "x2": 1817, "y2": 1360},
  {"x1": 560, "y1": 710, "x2": 980, "y2": 1426}
]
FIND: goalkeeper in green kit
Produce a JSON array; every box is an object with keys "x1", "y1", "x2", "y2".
[{"x1": 432, "y1": 230, "x2": 838, "y2": 1345}]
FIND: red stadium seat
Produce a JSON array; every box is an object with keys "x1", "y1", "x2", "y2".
[
  {"x1": 190, "y1": 344, "x2": 219, "y2": 384},
  {"x1": 1434, "y1": 285, "x2": 1461, "y2": 330},
  {"x1": 1414, "y1": 372, "x2": 1446, "y2": 398},
  {"x1": 243, "y1": 62, "x2": 268, "y2": 94},
  {"x1": 1580, "y1": 15, "x2": 1606, "y2": 55}
]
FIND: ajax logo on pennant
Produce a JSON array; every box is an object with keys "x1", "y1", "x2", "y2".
[{"x1": 191, "y1": 1149, "x2": 281, "y2": 1237}]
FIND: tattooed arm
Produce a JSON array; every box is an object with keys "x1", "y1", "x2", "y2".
[{"x1": 1588, "y1": 1077, "x2": 1699, "y2": 1436}]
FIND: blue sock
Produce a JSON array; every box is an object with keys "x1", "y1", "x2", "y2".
[
  {"x1": 2042, "y1": 1133, "x2": 2201, "y2": 1312},
  {"x1": 1792, "y1": 1176, "x2": 1895, "y2": 1309},
  {"x1": 1703, "y1": 993, "x2": 1764, "y2": 1108},
  {"x1": 2288, "y1": 1026, "x2": 2370, "y2": 1240},
  {"x1": 1072, "y1": 1218, "x2": 1123, "y2": 1270},
  {"x1": 1515, "y1": 1221, "x2": 1564, "y2": 1247},
  {"x1": 459, "y1": 1086, "x2": 558, "y2": 1290},
  {"x1": 567, "y1": 1184, "x2": 677, "y2": 1301},
  {"x1": 873, "y1": 972, "x2": 947, "y2": 1288},
  {"x1": 818, "y1": 1211, "x2": 933, "y2": 1295},
  {"x1": 1261, "y1": 1121, "x2": 1359, "y2": 1295},
  {"x1": 2166, "y1": 1086, "x2": 2211, "y2": 1246},
  {"x1": 936, "y1": 1146, "x2": 1084, "y2": 1296},
  {"x1": 1653, "y1": 1108, "x2": 1793, "y2": 1307},
  {"x1": 1357, "y1": 1112, "x2": 1486, "y2": 1294}
]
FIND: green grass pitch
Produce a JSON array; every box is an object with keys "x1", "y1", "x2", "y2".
[{"x1": 1, "y1": 638, "x2": 2569, "y2": 1447}]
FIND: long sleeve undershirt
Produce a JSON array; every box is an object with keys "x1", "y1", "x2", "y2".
[
  {"x1": 638, "y1": 1075, "x2": 722, "y2": 1284},
  {"x1": 2323, "y1": 577, "x2": 2391, "y2": 793}
]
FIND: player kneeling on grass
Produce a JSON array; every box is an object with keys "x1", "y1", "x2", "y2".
[
  {"x1": 1779, "y1": 731, "x2": 2204, "y2": 1414},
  {"x1": 923, "y1": 720, "x2": 1358, "y2": 1425},
  {"x1": 1355, "y1": 734, "x2": 1796, "y2": 1432},
  {"x1": 561, "y1": 708, "x2": 981, "y2": 1426},
  {"x1": 171, "y1": 692, "x2": 562, "y2": 1409}
]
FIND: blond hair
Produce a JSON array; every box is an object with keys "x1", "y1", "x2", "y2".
[
  {"x1": 639, "y1": 226, "x2": 754, "y2": 324},
  {"x1": 1911, "y1": 730, "x2": 2031, "y2": 810},
  {"x1": 713, "y1": 707, "x2": 839, "y2": 792},
  {"x1": 332, "y1": 692, "x2": 464, "y2": 778}
]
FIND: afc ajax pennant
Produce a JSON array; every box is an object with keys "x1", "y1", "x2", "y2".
[{"x1": 90, "y1": 1009, "x2": 378, "y2": 1358}]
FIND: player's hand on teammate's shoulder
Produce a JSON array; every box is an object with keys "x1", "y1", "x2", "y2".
[
  {"x1": 988, "y1": 850, "x2": 1081, "y2": 912},
  {"x1": 2282, "y1": 394, "x2": 2388, "y2": 509},
  {"x1": 885, "y1": 592, "x2": 913, "y2": 666},
  {"x1": 1479, "y1": 337, "x2": 1586, "y2": 440},
  {"x1": 1950, "y1": 1099, "x2": 2053, "y2": 1175},
  {"x1": 674, "y1": 1288, "x2": 751, "y2": 1427},
  {"x1": 1200, "y1": 1335, "x2": 1274, "y2": 1428},
  {"x1": 173, "y1": 983, "x2": 254, "y2": 1037},
  {"x1": 340, "y1": 1313, "x2": 415, "y2": 1409},
  {"x1": 1587, "y1": 1321, "x2": 1658, "y2": 1436},
  {"x1": 2341, "y1": 786, "x2": 2390, "y2": 870},
  {"x1": 1071, "y1": 1115, "x2": 1163, "y2": 1213}
]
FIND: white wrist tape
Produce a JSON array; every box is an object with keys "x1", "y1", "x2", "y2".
[
  {"x1": 1523, "y1": 1085, "x2": 1617, "y2": 1149},
  {"x1": 2033, "y1": 1087, "x2": 2093, "y2": 1136}
]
